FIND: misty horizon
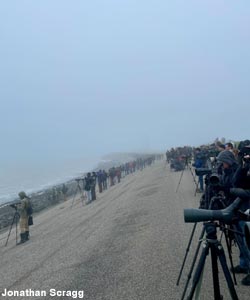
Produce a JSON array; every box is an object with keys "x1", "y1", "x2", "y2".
[{"x1": 1, "y1": 0, "x2": 249, "y2": 180}]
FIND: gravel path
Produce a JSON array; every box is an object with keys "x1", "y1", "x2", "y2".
[{"x1": 0, "y1": 161, "x2": 249, "y2": 299}]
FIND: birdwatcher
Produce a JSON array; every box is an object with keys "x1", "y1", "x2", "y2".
[
  {"x1": 17, "y1": 191, "x2": 32, "y2": 244},
  {"x1": 192, "y1": 148, "x2": 206, "y2": 192},
  {"x1": 225, "y1": 142, "x2": 234, "y2": 153},
  {"x1": 97, "y1": 170, "x2": 103, "y2": 193},
  {"x1": 84, "y1": 173, "x2": 93, "y2": 204},
  {"x1": 91, "y1": 172, "x2": 97, "y2": 201}
]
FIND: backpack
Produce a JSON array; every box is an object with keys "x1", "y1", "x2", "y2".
[{"x1": 26, "y1": 199, "x2": 33, "y2": 215}]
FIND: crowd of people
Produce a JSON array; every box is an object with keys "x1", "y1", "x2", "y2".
[
  {"x1": 13, "y1": 139, "x2": 250, "y2": 287},
  {"x1": 166, "y1": 139, "x2": 250, "y2": 286},
  {"x1": 83, "y1": 155, "x2": 159, "y2": 204},
  {"x1": 212, "y1": 140, "x2": 250, "y2": 286},
  {"x1": 166, "y1": 146, "x2": 193, "y2": 171}
]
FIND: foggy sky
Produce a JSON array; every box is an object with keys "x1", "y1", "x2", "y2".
[{"x1": 1, "y1": 0, "x2": 250, "y2": 167}]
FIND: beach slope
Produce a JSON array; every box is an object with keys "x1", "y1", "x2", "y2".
[{"x1": 0, "y1": 161, "x2": 248, "y2": 299}]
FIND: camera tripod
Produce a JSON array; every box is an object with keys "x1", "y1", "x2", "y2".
[
  {"x1": 184, "y1": 222, "x2": 238, "y2": 300},
  {"x1": 178, "y1": 196, "x2": 239, "y2": 298},
  {"x1": 176, "y1": 158, "x2": 199, "y2": 195},
  {"x1": 71, "y1": 179, "x2": 86, "y2": 209},
  {"x1": 5, "y1": 206, "x2": 19, "y2": 247}
]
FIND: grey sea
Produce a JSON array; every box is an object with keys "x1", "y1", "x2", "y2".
[
  {"x1": 0, "y1": 156, "x2": 100, "y2": 205},
  {"x1": 0, "y1": 152, "x2": 138, "y2": 205}
]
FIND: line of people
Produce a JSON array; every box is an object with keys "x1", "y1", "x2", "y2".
[
  {"x1": 83, "y1": 155, "x2": 159, "y2": 204},
  {"x1": 171, "y1": 139, "x2": 250, "y2": 286},
  {"x1": 13, "y1": 154, "x2": 161, "y2": 245}
]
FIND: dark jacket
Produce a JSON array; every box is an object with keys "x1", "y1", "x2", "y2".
[
  {"x1": 232, "y1": 162, "x2": 250, "y2": 211},
  {"x1": 193, "y1": 152, "x2": 206, "y2": 168},
  {"x1": 84, "y1": 176, "x2": 93, "y2": 191}
]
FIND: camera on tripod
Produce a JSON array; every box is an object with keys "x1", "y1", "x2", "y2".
[
  {"x1": 75, "y1": 177, "x2": 84, "y2": 182},
  {"x1": 239, "y1": 145, "x2": 250, "y2": 162},
  {"x1": 195, "y1": 168, "x2": 220, "y2": 186},
  {"x1": 195, "y1": 168, "x2": 211, "y2": 177},
  {"x1": 184, "y1": 197, "x2": 242, "y2": 224},
  {"x1": 178, "y1": 198, "x2": 244, "y2": 300},
  {"x1": 9, "y1": 201, "x2": 21, "y2": 209},
  {"x1": 70, "y1": 177, "x2": 86, "y2": 208}
]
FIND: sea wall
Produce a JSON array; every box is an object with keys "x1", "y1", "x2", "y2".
[
  {"x1": 0, "y1": 158, "x2": 123, "y2": 230},
  {"x1": 0, "y1": 179, "x2": 80, "y2": 230}
]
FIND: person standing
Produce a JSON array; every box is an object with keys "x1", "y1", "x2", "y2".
[
  {"x1": 116, "y1": 167, "x2": 122, "y2": 183},
  {"x1": 229, "y1": 146, "x2": 250, "y2": 286},
  {"x1": 91, "y1": 172, "x2": 97, "y2": 201},
  {"x1": 193, "y1": 148, "x2": 206, "y2": 192},
  {"x1": 102, "y1": 170, "x2": 108, "y2": 190},
  {"x1": 109, "y1": 167, "x2": 115, "y2": 186},
  {"x1": 97, "y1": 170, "x2": 103, "y2": 193},
  {"x1": 84, "y1": 173, "x2": 93, "y2": 204},
  {"x1": 17, "y1": 191, "x2": 32, "y2": 244}
]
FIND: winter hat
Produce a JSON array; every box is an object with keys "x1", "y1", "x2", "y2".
[{"x1": 217, "y1": 150, "x2": 237, "y2": 166}]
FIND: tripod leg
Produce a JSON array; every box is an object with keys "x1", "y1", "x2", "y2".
[
  {"x1": 216, "y1": 241, "x2": 239, "y2": 300},
  {"x1": 232, "y1": 223, "x2": 250, "y2": 270},
  {"x1": 181, "y1": 226, "x2": 206, "y2": 300},
  {"x1": 185, "y1": 241, "x2": 209, "y2": 300},
  {"x1": 188, "y1": 165, "x2": 199, "y2": 196},
  {"x1": 176, "y1": 168, "x2": 185, "y2": 193},
  {"x1": 177, "y1": 223, "x2": 197, "y2": 285},
  {"x1": 223, "y1": 228, "x2": 237, "y2": 285},
  {"x1": 210, "y1": 244, "x2": 222, "y2": 300},
  {"x1": 5, "y1": 213, "x2": 17, "y2": 247},
  {"x1": 71, "y1": 184, "x2": 80, "y2": 209}
]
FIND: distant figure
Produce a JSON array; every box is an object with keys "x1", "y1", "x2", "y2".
[
  {"x1": 97, "y1": 170, "x2": 103, "y2": 193},
  {"x1": 225, "y1": 142, "x2": 235, "y2": 155},
  {"x1": 193, "y1": 148, "x2": 206, "y2": 192},
  {"x1": 109, "y1": 167, "x2": 116, "y2": 186},
  {"x1": 216, "y1": 142, "x2": 226, "y2": 152},
  {"x1": 17, "y1": 191, "x2": 32, "y2": 244},
  {"x1": 84, "y1": 173, "x2": 93, "y2": 204},
  {"x1": 91, "y1": 172, "x2": 97, "y2": 200},
  {"x1": 102, "y1": 170, "x2": 108, "y2": 190},
  {"x1": 116, "y1": 167, "x2": 122, "y2": 183}
]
